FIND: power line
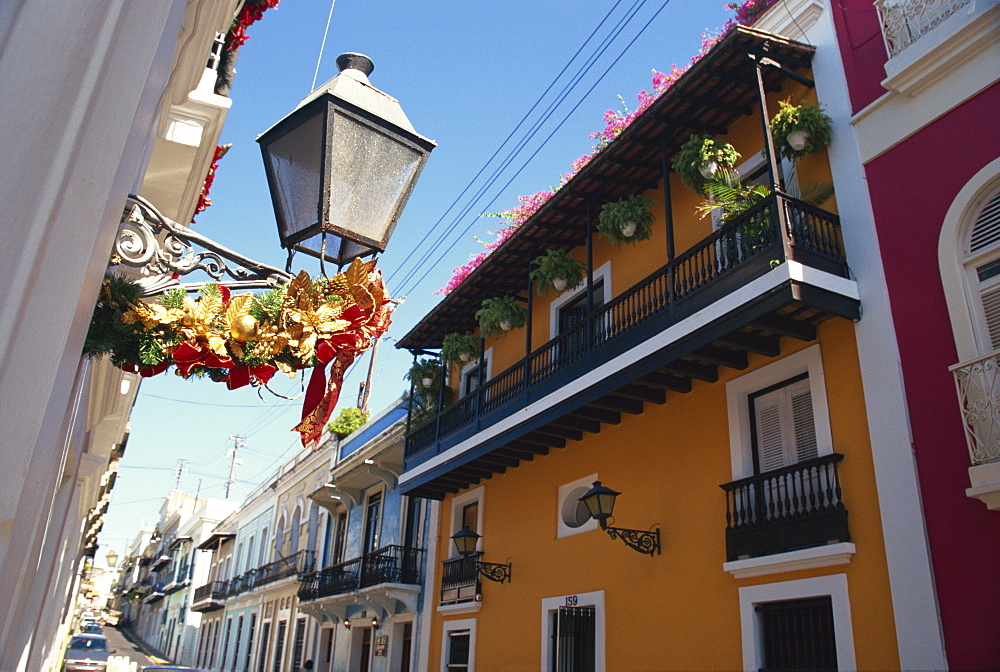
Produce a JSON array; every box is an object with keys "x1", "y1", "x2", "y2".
[
  {"x1": 387, "y1": 0, "x2": 640, "y2": 294},
  {"x1": 399, "y1": 0, "x2": 676, "y2": 298},
  {"x1": 385, "y1": 0, "x2": 632, "y2": 291}
]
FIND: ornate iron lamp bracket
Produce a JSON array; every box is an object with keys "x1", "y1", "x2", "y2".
[
  {"x1": 114, "y1": 194, "x2": 293, "y2": 296},
  {"x1": 475, "y1": 559, "x2": 512, "y2": 584},
  {"x1": 603, "y1": 524, "x2": 661, "y2": 557}
]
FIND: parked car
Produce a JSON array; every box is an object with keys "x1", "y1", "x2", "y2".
[
  {"x1": 62, "y1": 634, "x2": 112, "y2": 672},
  {"x1": 80, "y1": 623, "x2": 102, "y2": 635}
]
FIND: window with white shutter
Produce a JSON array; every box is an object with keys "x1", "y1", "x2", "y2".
[
  {"x1": 749, "y1": 375, "x2": 817, "y2": 473},
  {"x1": 965, "y1": 192, "x2": 1000, "y2": 351}
]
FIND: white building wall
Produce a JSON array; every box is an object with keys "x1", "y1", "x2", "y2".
[{"x1": 0, "y1": 0, "x2": 237, "y2": 668}]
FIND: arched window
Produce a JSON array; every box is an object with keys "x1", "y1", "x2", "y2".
[
  {"x1": 289, "y1": 506, "x2": 301, "y2": 555},
  {"x1": 273, "y1": 516, "x2": 286, "y2": 560},
  {"x1": 939, "y1": 159, "x2": 1000, "y2": 362},
  {"x1": 962, "y1": 190, "x2": 1000, "y2": 353}
]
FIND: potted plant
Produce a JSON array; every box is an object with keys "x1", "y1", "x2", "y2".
[
  {"x1": 442, "y1": 332, "x2": 480, "y2": 365},
  {"x1": 671, "y1": 133, "x2": 741, "y2": 193},
  {"x1": 475, "y1": 296, "x2": 527, "y2": 338},
  {"x1": 407, "y1": 357, "x2": 442, "y2": 389},
  {"x1": 529, "y1": 249, "x2": 586, "y2": 294},
  {"x1": 327, "y1": 406, "x2": 370, "y2": 439},
  {"x1": 597, "y1": 194, "x2": 655, "y2": 246},
  {"x1": 769, "y1": 100, "x2": 833, "y2": 160}
]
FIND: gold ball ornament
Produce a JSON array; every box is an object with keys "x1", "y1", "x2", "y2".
[
  {"x1": 182, "y1": 314, "x2": 197, "y2": 326},
  {"x1": 230, "y1": 315, "x2": 259, "y2": 342}
]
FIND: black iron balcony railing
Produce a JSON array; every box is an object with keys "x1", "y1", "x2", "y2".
[
  {"x1": 720, "y1": 452, "x2": 849, "y2": 561},
  {"x1": 144, "y1": 582, "x2": 166, "y2": 603},
  {"x1": 440, "y1": 554, "x2": 482, "y2": 605},
  {"x1": 254, "y1": 550, "x2": 315, "y2": 589},
  {"x1": 191, "y1": 581, "x2": 228, "y2": 611},
  {"x1": 298, "y1": 545, "x2": 423, "y2": 602},
  {"x1": 193, "y1": 580, "x2": 228, "y2": 602},
  {"x1": 406, "y1": 194, "x2": 847, "y2": 463}
]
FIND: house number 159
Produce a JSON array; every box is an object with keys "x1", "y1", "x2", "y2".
[{"x1": 565, "y1": 595, "x2": 578, "y2": 606}]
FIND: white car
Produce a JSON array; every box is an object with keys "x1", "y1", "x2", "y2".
[{"x1": 62, "y1": 634, "x2": 112, "y2": 672}]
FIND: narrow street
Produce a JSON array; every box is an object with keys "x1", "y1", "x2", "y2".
[{"x1": 101, "y1": 626, "x2": 163, "y2": 669}]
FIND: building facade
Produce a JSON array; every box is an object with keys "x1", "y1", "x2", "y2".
[
  {"x1": 828, "y1": 0, "x2": 1000, "y2": 668},
  {"x1": 0, "y1": 1, "x2": 239, "y2": 669},
  {"x1": 191, "y1": 400, "x2": 436, "y2": 672},
  {"x1": 395, "y1": 8, "x2": 949, "y2": 670}
]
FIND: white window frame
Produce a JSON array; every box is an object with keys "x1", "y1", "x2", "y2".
[
  {"x1": 449, "y1": 486, "x2": 484, "y2": 559},
  {"x1": 939, "y1": 158, "x2": 1000, "y2": 360},
  {"x1": 440, "y1": 618, "x2": 477, "y2": 672},
  {"x1": 460, "y1": 347, "x2": 493, "y2": 397},
  {"x1": 726, "y1": 344, "x2": 834, "y2": 480},
  {"x1": 556, "y1": 473, "x2": 599, "y2": 539},
  {"x1": 362, "y1": 484, "x2": 386, "y2": 554},
  {"x1": 539, "y1": 590, "x2": 605, "y2": 672},
  {"x1": 738, "y1": 574, "x2": 856, "y2": 670},
  {"x1": 549, "y1": 261, "x2": 612, "y2": 339}
]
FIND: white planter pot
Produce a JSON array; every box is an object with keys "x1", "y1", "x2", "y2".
[
  {"x1": 459, "y1": 353, "x2": 470, "y2": 363},
  {"x1": 698, "y1": 161, "x2": 718, "y2": 179},
  {"x1": 786, "y1": 130, "x2": 809, "y2": 152},
  {"x1": 552, "y1": 277, "x2": 568, "y2": 291},
  {"x1": 499, "y1": 320, "x2": 513, "y2": 332},
  {"x1": 621, "y1": 222, "x2": 638, "y2": 238},
  {"x1": 421, "y1": 377, "x2": 433, "y2": 388}
]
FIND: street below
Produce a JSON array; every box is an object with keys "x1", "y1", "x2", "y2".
[{"x1": 101, "y1": 626, "x2": 162, "y2": 669}]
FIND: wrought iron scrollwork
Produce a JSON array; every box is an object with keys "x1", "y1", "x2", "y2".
[
  {"x1": 604, "y1": 525, "x2": 661, "y2": 557},
  {"x1": 114, "y1": 194, "x2": 293, "y2": 296},
  {"x1": 475, "y1": 559, "x2": 512, "y2": 584}
]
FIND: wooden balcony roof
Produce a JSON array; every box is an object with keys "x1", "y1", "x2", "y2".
[{"x1": 397, "y1": 26, "x2": 815, "y2": 351}]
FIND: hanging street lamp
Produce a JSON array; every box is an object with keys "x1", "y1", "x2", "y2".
[
  {"x1": 113, "y1": 52, "x2": 435, "y2": 294},
  {"x1": 258, "y1": 53, "x2": 437, "y2": 270},
  {"x1": 450, "y1": 526, "x2": 512, "y2": 584},
  {"x1": 579, "y1": 481, "x2": 661, "y2": 557}
]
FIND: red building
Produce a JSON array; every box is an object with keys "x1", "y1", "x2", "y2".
[{"x1": 827, "y1": 1, "x2": 1000, "y2": 669}]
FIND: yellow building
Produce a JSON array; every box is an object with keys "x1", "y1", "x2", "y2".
[{"x1": 397, "y1": 27, "x2": 904, "y2": 670}]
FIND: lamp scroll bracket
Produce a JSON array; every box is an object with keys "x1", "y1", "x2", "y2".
[{"x1": 114, "y1": 194, "x2": 293, "y2": 297}]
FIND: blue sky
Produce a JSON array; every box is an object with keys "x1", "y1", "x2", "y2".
[{"x1": 99, "y1": 0, "x2": 735, "y2": 555}]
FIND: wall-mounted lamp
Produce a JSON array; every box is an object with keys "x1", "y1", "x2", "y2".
[
  {"x1": 451, "y1": 526, "x2": 512, "y2": 583},
  {"x1": 371, "y1": 616, "x2": 379, "y2": 629},
  {"x1": 579, "y1": 481, "x2": 661, "y2": 557},
  {"x1": 342, "y1": 618, "x2": 351, "y2": 629}
]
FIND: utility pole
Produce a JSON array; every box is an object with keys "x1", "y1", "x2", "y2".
[
  {"x1": 226, "y1": 435, "x2": 245, "y2": 500},
  {"x1": 173, "y1": 459, "x2": 187, "y2": 490},
  {"x1": 359, "y1": 336, "x2": 380, "y2": 413}
]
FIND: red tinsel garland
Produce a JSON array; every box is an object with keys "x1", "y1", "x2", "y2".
[{"x1": 226, "y1": 0, "x2": 281, "y2": 51}]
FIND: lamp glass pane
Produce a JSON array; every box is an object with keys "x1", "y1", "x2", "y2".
[
  {"x1": 264, "y1": 114, "x2": 324, "y2": 240},
  {"x1": 326, "y1": 111, "x2": 423, "y2": 244},
  {"x1": 597, "y1": 492, "x2": 617, "y2": 517}
]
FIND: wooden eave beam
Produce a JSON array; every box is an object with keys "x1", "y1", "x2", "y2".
[
  {"x1": 550, "y1": 416, "x2": 602, "y2": 434},
  {"x1": 536, "y1": 424, "x2": 584, "y2": 442},
  {"x1": 615, "y1": 384, "x2": 667, "y2": 405},
  {"x1": 638, "y1": 371, "x2": 692, "y2": 393},
  {"x1": 571, "y1": 407, "x2": 621, "y2": 425},
  {"x1": 750, "y1": 314, "x2": 817, "y2": 341},
  {"x1": 506, "y1": 440, "x2": 552, "y2": 455},
  {"x1": 662, "y1": 359, "x2": 719, "y2": 383},
  {"x1": 451, "y1": 466, "x2": 494, "y2": 481},
  {"x1": 717, "y1": 331, "x2": 781, "y2": 357},
  {"x1": 476, "y1": 453, "x2": 520, "y2": 468},
  {"x1": 588, "y1": 394, "x2": 644, "y2": 415},
  {"x1": 690, "y1": 345, "x2": 749, "y2": 370},
  {"x1": 515, "y1": 433, "x2": 566, "y2": 449}
]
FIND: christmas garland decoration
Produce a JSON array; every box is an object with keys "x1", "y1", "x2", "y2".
[
  {"x1": 192, "y1": 144, "x2": 231, "y2": 222},
  {"x1": 84, "y1": 258, "x2": 392, "y2": 446}
]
